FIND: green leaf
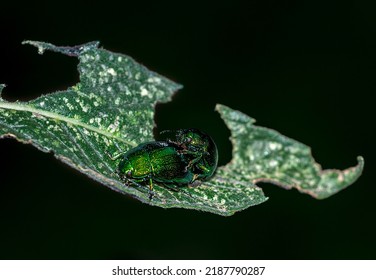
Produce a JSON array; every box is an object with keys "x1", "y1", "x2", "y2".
[
  {"x1": 0, "y1": 41, "x2": 364, "y2": 216},
  {"x1": 0, "y1": 40, "x2": 181, "y2": 204},
  {"x1": 215, "y1": 105, "x2": 364, "y2": 201}
]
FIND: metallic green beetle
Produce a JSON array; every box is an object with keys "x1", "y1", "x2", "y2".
[
  {"x1": 117, "y1": 141, "x2": 195, "y2": 191},
  {"x1": 165, "y1": 128, "x2": 218, "y2": 182}
]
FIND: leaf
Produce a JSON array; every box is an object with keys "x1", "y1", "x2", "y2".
[
  {"x1": 0, "y1": 41, "x2": 364, "y2": 216},
  {"x1": 215, "y1": 105, "x2": 364, "y2": 201},
  {"x1": 0, "y1": 40, "x2": 181, "y2": 204}
]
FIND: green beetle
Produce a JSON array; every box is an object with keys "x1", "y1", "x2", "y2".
[
  {"x1": 164, "y1": 128, "x2": 218, "y2": 182},
  {"x1": 117, "y1": 141, "x2": 194, "y2": 191}
]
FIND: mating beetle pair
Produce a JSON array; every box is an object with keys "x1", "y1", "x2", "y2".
[{"x1": 117, "y1": 129, "x2": 218, "y2": 193}]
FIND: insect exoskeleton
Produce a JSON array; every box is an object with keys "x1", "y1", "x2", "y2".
[
  {"x1": 117, "y1": 141, "x2": 194, "y2": 191},
  {"x1": 164, "y1": 128, "x2": 219, "y2": 182}
]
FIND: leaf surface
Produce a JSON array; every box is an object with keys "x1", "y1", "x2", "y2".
[
  {"x1": 0, "y1": 40, "x2": 181, "y2": 203},
  {"x1": 215, "y1": 105, "x2": 364, "y2": 201},
  {"x1": 0, "y1": 41, "x2": 364, "y2": 216}
]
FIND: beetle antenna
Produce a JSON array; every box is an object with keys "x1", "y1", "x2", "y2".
[{"x1": 159, "y1": 129, "x2": 172, "y2": 135}]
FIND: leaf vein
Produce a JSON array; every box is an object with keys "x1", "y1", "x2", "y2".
[
  {"x1": 0, "y1": 102, "x2": 137, "y2": 147},
  {"x1": 59, "y1": 123, "x2": 97, "y2": 170}
]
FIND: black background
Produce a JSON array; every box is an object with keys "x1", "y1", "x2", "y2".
[{"x1": 0, "y1": 1, "x2": 374, "y2": 259}]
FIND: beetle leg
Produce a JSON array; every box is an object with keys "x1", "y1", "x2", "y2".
[
  {"x1": 149, "y1": 177, "x2": 153, "y2": 191},
  {"x1": 186, "y1": 158, "x2": 203, "y2": 172},
  {"x1": 178, "y1": 149, "x2": 199, "y2": 156},
  {"x1": 147, "y1": 178, "x2": 154, "y2": 200},
  {"x1": 195, "y1": 162, "x2": 210, "y2": 173},
  {"x1": 106, "y1": 150, "x2": 127, "y2": 161},
  {"x1": 120, "y1": 177, "x2": 156, "y2": 200},
  {"x1": 148, "y1": 192, "x2": 154, "y2": 200}
]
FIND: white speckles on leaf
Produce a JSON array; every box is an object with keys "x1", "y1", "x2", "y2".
[
  {"x1": 216, "y1": 104, "x2": 364, "y2": 205},
  {"x1": 1, "y1": 41, "x2": 363, "y2": 216},
  {"x1": 268, "y1": 142, "x2": 281, "y2": 151},
  {"x1": 82, "y1": 54, "x2": 95, "y2": 62},
  {"x1": 108, "y1": 124, "x2": 118, "y2": 133},
  {"x1": 1, "y1": 41, "x2": 187, "y2": 211},
  {"x1": 82, "y1": 105, "x2": 89, "y2": 113},
  {"x1": 101, "y1": 136, "x2": 113, "y2": 147},
  {"x1": 32, "y1": 112, "x2": 47, "y2": 120},
  {"x1": 94, "y1": 117, "x2": 102, "y2": 125},
  {"x1": 269, "y1": 160, "x2": 278, "y2": 168},
  {"x1": 147, "y1": 76, "x2": 162, "y2": 84},
  {"x1": 107, "y1": 68, "x2": 117, "y2": 76},
  {"x1": 140, "y1": 86, "x2": 149, "y2": 97},
  {"x1": 0, "y1": 110, "x2": 8, "y2": 116},
  {"x1": 138, "y1": 127, "x2": 149, "y2": 137}
]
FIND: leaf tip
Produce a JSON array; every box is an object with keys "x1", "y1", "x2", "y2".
[
  {"x1": 22, "y1": 40, "x2": 100, "y2": 56},
  {"x1": 315, "y1": 156, "x2": 365, "y2": 199},
  {"x1": 356, "y1": 156, "x2": 365, "y2": 170},
  {"x1": 349, "y1": 155, "x2": 365, "y2": 181},
  {"x1": 215, "y1": 103, "x2": 256, "y2": 124},
  {"x1": 0, "y1": 84, "x2": 5, "y2": 100},
  {"x1": 342, "y1": 155, "x2": 364, "y2": 182}
]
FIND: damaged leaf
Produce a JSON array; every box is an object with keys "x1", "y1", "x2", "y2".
[{"x1": 0, "y1": 41, "x2": 364, "y2": 216}]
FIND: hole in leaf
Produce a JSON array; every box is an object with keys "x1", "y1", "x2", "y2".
[{"x1": 1, "y1": 48, "x2": 79, "y2": 102}]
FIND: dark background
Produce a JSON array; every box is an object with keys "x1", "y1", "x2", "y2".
[{"x1": 0, "y1": 1, "x2": 374, "y2": 259}]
